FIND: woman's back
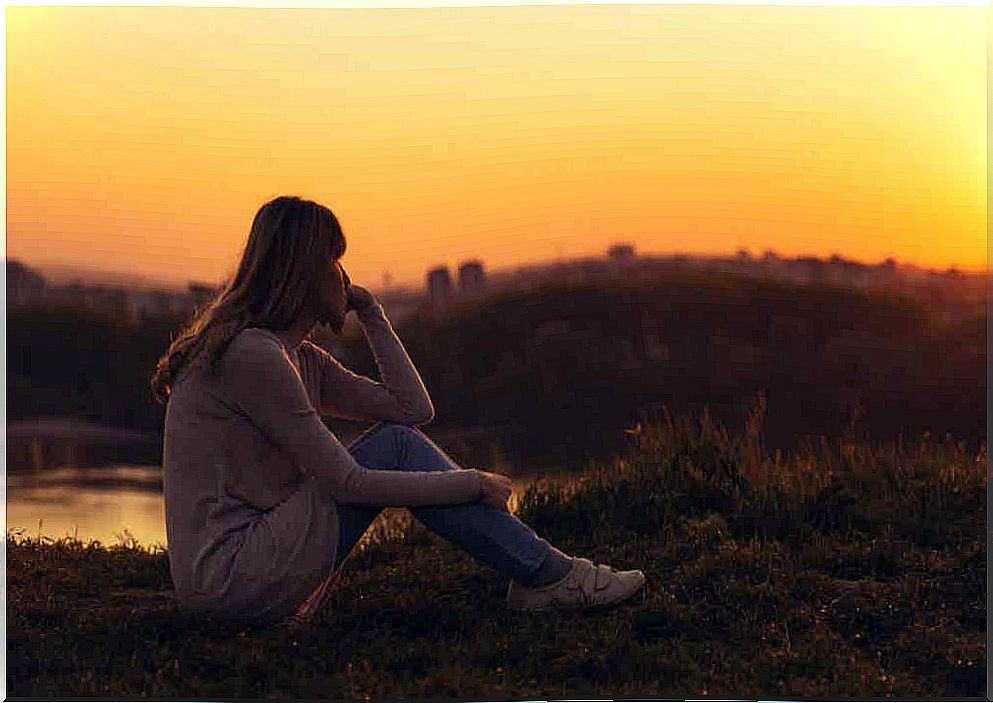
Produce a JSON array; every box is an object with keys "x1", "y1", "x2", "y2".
[
  {"x1": 151, "y1": 196, "x2": 644, "y2": 627},
  {"x1": 161, "y1": 328, "x2": 339, "y2": 627},
  {"x1": 161, "y1": 322, "x2": 482, "y2": 627}
]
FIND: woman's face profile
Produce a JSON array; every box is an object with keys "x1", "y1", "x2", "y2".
[{"x1": 315, "y1": 255, "x2": 349, "y2": 330}]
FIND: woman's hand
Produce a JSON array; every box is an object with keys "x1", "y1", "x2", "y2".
[
  {"x1": 345, "y1": 283, "x2": 377, "y2": 313},
  {"x1": 476, "y1": 470, "x2": 514, "y2": 512}
]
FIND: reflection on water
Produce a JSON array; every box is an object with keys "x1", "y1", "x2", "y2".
[
  {"x1": 7, "y1": 465, "x2": 167, "y2": 550},
  {"x1": 7, "y1": 463, "x2": 579, "y2": 551}
]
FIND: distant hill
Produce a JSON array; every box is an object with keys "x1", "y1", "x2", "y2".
[
  {"x1": 341, "y1": 270, "x2": 987, "y2": 470},
  {"x1": 29, "y1": 261, "x2": 193, "y2": 292},
  {"x1": 6, "y1": 265, "x2": 986, "y2": 476}
]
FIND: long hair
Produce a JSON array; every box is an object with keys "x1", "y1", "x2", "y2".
[{"x1": 149, "y1": 195, "x2": 347, "y2": 405}]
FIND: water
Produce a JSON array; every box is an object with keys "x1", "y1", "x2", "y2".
[
  {"x1": 6, "y1": 462, "x2": 577, "y2": 551},
  {"x1": 7, "y1": 465, "x2": 167, "y2": 550}
]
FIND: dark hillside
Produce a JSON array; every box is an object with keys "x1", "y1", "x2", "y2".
[
  {"x1": 338, "y1": 271, "x2": 984, "y2": 472},
  {"x1": 8, "y1": 272, "x2": 984, "y2": 476}
]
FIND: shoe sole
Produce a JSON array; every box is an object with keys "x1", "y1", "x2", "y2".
[{"x1": 508, "y1": 574, "x2": 647, "y2": 613}]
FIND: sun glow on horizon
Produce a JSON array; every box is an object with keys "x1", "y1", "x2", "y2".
[{"x1": 6, "y1": 4, "x2": 987, "y2": 288}]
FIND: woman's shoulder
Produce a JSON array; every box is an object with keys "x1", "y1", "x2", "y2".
[
  {"x1": 298, "y1": 338, "x2": 330, "y2": 358},
  {"x1": 174, "y1": 328, "x2": 285, "y2": 386},
  {"x1": 229, "y1": 327, "x2": 286, "y2": 356},
  {"x1": 170, "y1": 328, "x2": 285, "y2": 400},
  {"x1": 239, "y1": 326, "x2": 282, "y2": 343}
]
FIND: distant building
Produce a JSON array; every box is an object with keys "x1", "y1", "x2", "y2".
[
  {"x1": 7, "y1": 259, "x2": 47, "y2": 304},
  {"x1": 131, "y1": 288, "x2": 190, "y2": 319},
  {"x1": 27, "y1": 276, "x2": 143, "y2": 324},
  {"x1": 426, "y1": 265, "x2": 454, "y2": 309},
  {"x1": 788, "y1": 257, "x2": 826, "y2": 286},
  {"x1": 606, "y1": 243, "x2": 636, "y2": 276},
  {"x1": 457, "y1": 260, "x2": 487, "y2": 297},
  {"x1": 49, "y1": 279, "x2": 94, "y2": 308},
  {"x1": 713, "y1": 258, "x2": 733, "y2": 273},
  {"x1": 753, "y1": 251, "x2": 788, "y2": 280},
  {"x1": 835, "y1": 260, "x2": 872, "y2": 290},
  {"x1": 607, "y1": 243, "x2": 636, "y2": 260}
]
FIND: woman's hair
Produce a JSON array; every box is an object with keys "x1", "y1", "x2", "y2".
[{"x1": 149, "y1": 194, "x2": 347, "y2": 405}]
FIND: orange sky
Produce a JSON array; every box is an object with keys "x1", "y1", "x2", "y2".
[{"x1": 6, "y1": 4, "x2": 987, "y2": 290}]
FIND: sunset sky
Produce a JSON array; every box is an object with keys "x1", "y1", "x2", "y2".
[{"x1": 6, "y1": 4, "x2": 987, "y2": 291}]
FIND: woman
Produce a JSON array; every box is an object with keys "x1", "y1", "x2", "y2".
[{"x1": 150, "y1": 195, "x2": 646, "y2": 629}]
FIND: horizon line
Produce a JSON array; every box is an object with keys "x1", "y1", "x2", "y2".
[{"x1": 11, "y1": 250, "x2": 990, "y2": 293}]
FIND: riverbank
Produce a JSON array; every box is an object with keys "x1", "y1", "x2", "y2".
[{"x1": 8, "y1": 407, "x2": 986, "y2": 698}]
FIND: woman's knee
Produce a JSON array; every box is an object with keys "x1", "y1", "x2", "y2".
[
  {"x1": 349, "y1": 421, "x2": 420, "y2": 460},
  {"x1": 378, "y1": 420, "x2": 425, "y2": 441},
  {"x1": 351, "y1": 420, "x2": 407, "y2": 448}
]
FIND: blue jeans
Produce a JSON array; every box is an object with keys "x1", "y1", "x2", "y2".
[{"x1": 334, "y1": 420, "x2": 556, "y2": 583}]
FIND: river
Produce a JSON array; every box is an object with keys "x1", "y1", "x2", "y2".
[
  {"x1": 6, "y1": 417, "x2": 600, "y2": 549},
  {"x1": 7, "y1": 465, "x2": 168, "y2": 549},
  {"x1": 6, "y1": 461, "x2": 579, "y2": 551}
]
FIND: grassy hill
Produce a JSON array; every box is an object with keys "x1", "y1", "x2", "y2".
[
  {"x1": 343, "y1": 271, "x2": 986, "y2": 467},
  {"x1": 9, "y1": 270, "x2": 985, "y2": 475},
  {"x1": 7, "y1": 404, "x2": 986, "y2": 698}
]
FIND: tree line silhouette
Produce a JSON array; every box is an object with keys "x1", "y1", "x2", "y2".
[{"x1": 8, "y1": 270, "x2": 985, "y2": 474}]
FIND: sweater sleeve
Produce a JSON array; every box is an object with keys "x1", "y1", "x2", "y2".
[
  {"x1": 218, "y1": 328, "x2": 482, "y2": 508},
  {"x1": 311, "y1": 302, "x2": 434, "y2": 425}
]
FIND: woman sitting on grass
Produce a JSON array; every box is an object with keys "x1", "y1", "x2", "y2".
[{"x1": 149, "y1": 194, "x2": 646, "y2": 629}]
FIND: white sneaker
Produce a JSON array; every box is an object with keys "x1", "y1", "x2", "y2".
[{"x1": 506, "y1": 557, "x2": 646, "y2": 612}]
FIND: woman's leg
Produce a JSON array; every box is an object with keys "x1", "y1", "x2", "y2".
[
  {"x1": 335, "y1": 420, "x2": 570, "y2": 584},
  {"x1": 332, "y1": 423, "x2": 390, "y2": 569}
]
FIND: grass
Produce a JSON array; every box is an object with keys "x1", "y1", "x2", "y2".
[{"x1": 7, "y1": 401, "x2": 987, "y2": 698}]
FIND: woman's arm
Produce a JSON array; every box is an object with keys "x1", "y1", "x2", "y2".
[
  {"x1": 218, "y1": 328, "x2": 478, "y2": 507},
  {"x1": 312, "y1": 301, "x2": 435, "y2": 425}
]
